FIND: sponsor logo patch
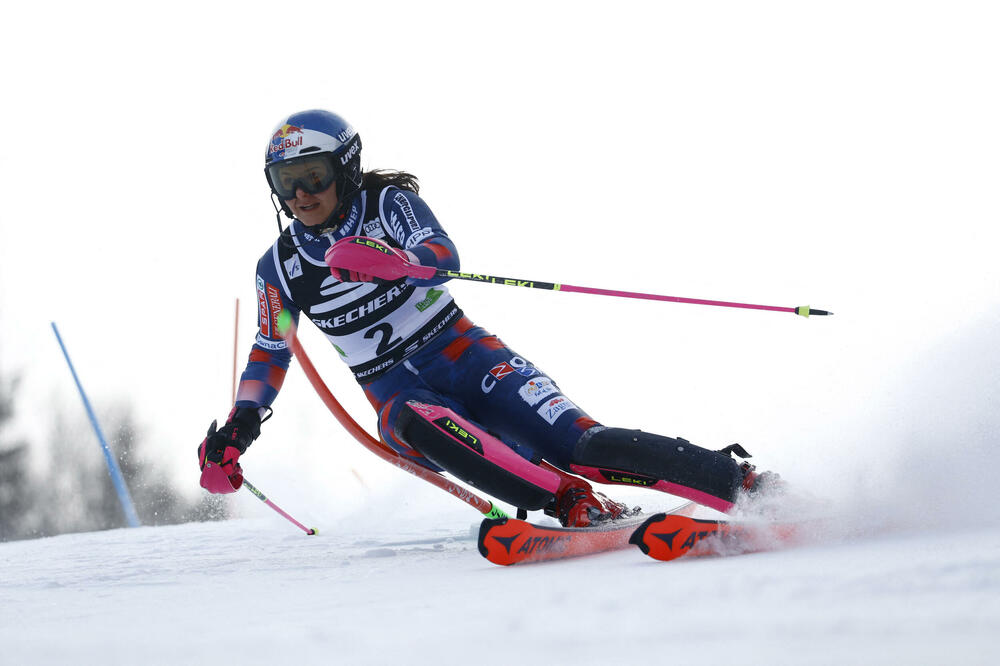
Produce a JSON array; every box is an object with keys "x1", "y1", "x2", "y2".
[
  {"x1": 405, "y1": 227, "x2": 434, "y2": 249},
  {"x1": 393, "y1": 192, "x2": 421, "y2": 232},
  {"x1": 481, "y1": 356, "x2": 534, "y2": 394},
  {"x1": 336, "y1": 127, "x2": 356, "y2": 143},
  {"x1": 363, "y1": 219, "x2": 386, "y2": 239},
  {"x1": 516, "y1": 534, "x2": 571, "y2": 556},
  {"x1": 339, "y1": 137, "x2": 361, "y2": 165},
  {"x1": 407, "y1": 400, "x2": 436, "y2": 417},
  {"x1": 266, "y1": 284, "x2": 283, "y2": 335},
  {"x1": 254, "y1": 334, "x2": 287, "y2": 351},
  {"x1": 599, "y1": 470, "x2": 658, "y2": 486},
  {"x1": 415, "y1": 288, "x2": 444, "y2": 312},
  {"x1": 256, "y1": 276, "x2": 270, "y2": 337},
  {"x1": 343, "y1": 203, "x2": 361, "y2": 232},
  {"x1": 490, "y1": 362, "x2": 515, "y2": 381},
  {"x1": 284, "y1": 254, "x2": 302, "y2": 279},
  {"x1": 433, "y1": 416, "x2": 483, "y2": 454},
  {"x1": 518, "y1": 376, "x2": 557, "y2": 406},
  {"x1": 536, "y1": 396, "x2": 577, "y2": 425},
  {"x1": 310, "y1": 284, "x2": 407, "y2": 329},
  {"x1": 387, "y1": 211, "x2": 406, "y2": 246},
  {"x1": 268, "y1": 124, "x2": 304, "y2": 159}
]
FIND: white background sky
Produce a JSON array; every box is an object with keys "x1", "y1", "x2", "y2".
[{"x1": 1, "y1": 1, "x2": 997, "y2": 511}]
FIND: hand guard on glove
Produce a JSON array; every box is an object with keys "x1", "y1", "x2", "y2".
[
  {"x1": 324, "y1": 236, "x2": 436, "y2": 283},
  {"x1": 198, "y1": 406, "x2": 268, "y2": 494}
]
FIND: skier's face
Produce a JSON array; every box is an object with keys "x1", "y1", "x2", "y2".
[{"x1": 288, "y1": 181, "x2": 339, "y2": 227}]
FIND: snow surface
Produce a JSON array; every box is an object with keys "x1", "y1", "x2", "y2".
[
  {"x1": 3, "y1": 495, "x2": 999, "y2": 666},
  {"x1": 4, "y1": 309, "x2": 1000, "y2": 666}
]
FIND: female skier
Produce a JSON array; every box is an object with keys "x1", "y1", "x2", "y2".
[{"x1": 197, "y1": 109, "x2": 777, "y2": 526}]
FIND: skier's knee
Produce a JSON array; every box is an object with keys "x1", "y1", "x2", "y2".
[{"x1": 394, "y1": 400, "x2": 559, "y2": 510}]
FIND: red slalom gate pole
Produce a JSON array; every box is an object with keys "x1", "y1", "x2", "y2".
[
  {"x1": 276, "y1": 311, "x2": 508, "y2": 520},
  {"x1": 231, "y1": 298, "x2": 240, "y2": 404}
]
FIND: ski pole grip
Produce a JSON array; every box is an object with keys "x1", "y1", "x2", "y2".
[{"x1": 405, "y1": 261, "x2": 438, "y2": 280}]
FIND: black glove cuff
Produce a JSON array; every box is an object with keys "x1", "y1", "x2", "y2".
[{"x1": 223, "y1": 406, "x2": 272, "y2": 452}]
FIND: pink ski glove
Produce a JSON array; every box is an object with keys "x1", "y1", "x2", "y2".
[
  {"x1": 197, "y1": 407, "x2": 265, "y2": 494},
  {"x1": 324, "y1": 236, "x2": 436, "y2": 283},
  {"x1": 198, "y1": 420, "x2": 245, "y2": 494}
]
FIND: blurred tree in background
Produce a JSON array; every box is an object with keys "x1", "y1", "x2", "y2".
[
  {"x1": 0, "y1": 373, "x2": 35, "y2": 541},
  {"x1": 0, "y1": 367, "x2": 228, "y2": 542}
]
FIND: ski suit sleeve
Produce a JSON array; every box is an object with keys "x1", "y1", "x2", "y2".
[
  {"x1": 233, "y1": 251, "x2": 298, "y2": 409},
  {"x1": 378, "y1": 188, "x2": 459, "y2": 287}
]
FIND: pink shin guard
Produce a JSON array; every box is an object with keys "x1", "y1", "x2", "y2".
[
  {"x1": 398, "y1": 403, "x2": 741, "y2": 514},
  {"x1": 401, "y1": 401, "x2": 561, "y2": 504},
  {"x1": 569, "y1": 464, "x2": 736, "y2": 513}
]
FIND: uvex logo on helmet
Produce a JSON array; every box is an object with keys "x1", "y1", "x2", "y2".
[
  {"x1": 269, "y1": 124, "x2": 304, "y2": 155},
  {"x1": 339, "y1": 139, "x2": 361, "y2": 165}
]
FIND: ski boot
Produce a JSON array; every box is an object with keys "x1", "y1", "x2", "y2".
[
  {"x1": 731, "y1": 459, "x2": 798, "y2": 519},
  {"x1": 739, "y1": 461, "x2": 786, "y2": 498},
  {"x1": 543, "y1": 471, "x2": 631, "y2": 527}
]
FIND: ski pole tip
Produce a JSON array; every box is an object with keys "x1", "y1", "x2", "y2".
[
  {"x1": 795, "y1": 306, "x2": 833, "y2": 317},
  {"x1": 307, "y1": 527, "x2": 318, "y2": 535}
]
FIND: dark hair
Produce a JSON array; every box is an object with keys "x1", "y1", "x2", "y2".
[{"x1": 362, "y1": 169, "x2": 420, "y2": 195}]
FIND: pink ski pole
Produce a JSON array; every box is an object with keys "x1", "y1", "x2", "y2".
[
  {"x1": 430, "y1": 270, "x2": 833, "y2": 317},
  {"x1": 331, "y1": 236, "x2": 832, "y2": 316},
  {"x1": 242, "y1": 478, "x2": 318, "y2": 535}
]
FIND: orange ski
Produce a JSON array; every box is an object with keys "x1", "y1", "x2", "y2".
[
  {"x1": 477, "y1": 516, "x2": 643, "y2": 565},
  {"x1": 478, "y1": 503, "x2": 695, "y2": 566},
  {"x1": 629, "y1": 513, "x2": 804, "y2": 561}
]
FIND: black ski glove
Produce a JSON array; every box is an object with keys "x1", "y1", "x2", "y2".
[{"x1": 198, "y1": 407, "x2": 270, "y2": 493}]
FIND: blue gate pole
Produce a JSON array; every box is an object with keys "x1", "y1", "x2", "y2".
[{"x1": 51, "y1": 322, "x2": 141, "y2": 528}]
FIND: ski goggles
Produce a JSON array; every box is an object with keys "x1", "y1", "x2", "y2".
[{"x1": 266, "y1": 154, "x2": 338, "y2": 200}]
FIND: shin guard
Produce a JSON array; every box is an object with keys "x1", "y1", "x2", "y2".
[
  {"x1": 394, "y1": 400, "x2": 560, "y2": 510},
  {"x1": 571, "y1": 427, "x2": 746, "y2": 513}
]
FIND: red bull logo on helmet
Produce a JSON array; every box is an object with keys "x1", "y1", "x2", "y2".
[
  {"x1": 268, "y1": 124, "x2": 304, "y2": 157},
  {"x1": 272, "y1": 124, "x2": 303, "y2": 140}
]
